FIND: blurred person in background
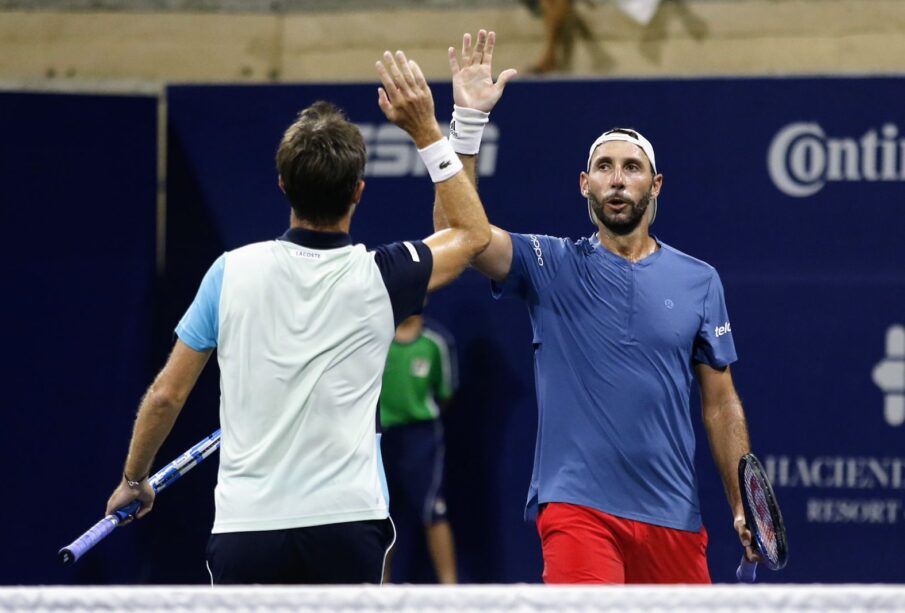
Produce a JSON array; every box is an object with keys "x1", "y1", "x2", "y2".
[
  {"x1": 380, "y1": 312, "x2": 459, "y2": 584},
  {"x1": 522, "y1": 0, "x2": 665, "y2": 74}
]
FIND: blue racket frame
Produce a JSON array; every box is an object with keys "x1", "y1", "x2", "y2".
[{"x1": 59, "y1": 429, "x2": 221, "y2": 564}]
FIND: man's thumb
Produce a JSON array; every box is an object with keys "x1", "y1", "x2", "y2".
[{"x1": 497, "y1": 68, "x2": 518, "y2": 89}]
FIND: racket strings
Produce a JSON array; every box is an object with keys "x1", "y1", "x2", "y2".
[{"x1": 744, "y1": 466, "x2": 780, "y2": 564}]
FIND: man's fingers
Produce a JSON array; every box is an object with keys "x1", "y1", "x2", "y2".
[
  {"x1": 410, "y1": 60, "x2": 427, "y2": 89},
  {"x1": 396, "y1": 50, "x2": 418, "y2": 88},
  {"x1": 375, "y1": 58, "x2": 397, "y2": 100},
  {"x1": 474, "y1": 29, "x2": 488, "y2": 63},
  {"x1": 461, "y1": 32, "x2": 472, "y2": 63},
  {"x1": 484, "y1": 30, "x2": 496, "y2": 63},
  {"x1": 386, "y1": 52, "x2": 411, "y2": 96},
  {"x1": 496, "y1": 68, "x2": 518, "y2": 89},
  {"x1": 448, "y1": 46, "x2": 461, "y2": 75},
  {"x1": 377, "y1": 87, "x2": 393, "y2": 116},
  {"x1": 738, "y1": 524, "x2": 752, "y2": 547}
]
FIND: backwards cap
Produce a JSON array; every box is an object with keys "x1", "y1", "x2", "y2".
[{"x1": 585, "y1": 128, "x2": 658, "y2": 226}]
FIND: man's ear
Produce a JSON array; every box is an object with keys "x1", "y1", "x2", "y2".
[
  {"x1": 579, "y1": 172, "x2": 589, "y2": 197},
  {"x1": 651, "y1": 173, "x2": 663, "y2": 198},
  {"x1": 278, "y1": 175, "x2": 286, "y2": 194},
  {"x1": 352, "y1": 179, "x2": 365, "y2": 204}
]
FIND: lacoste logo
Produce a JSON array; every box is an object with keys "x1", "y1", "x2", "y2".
[
  {"x1": 439, "y1": 160, "x2": 452, "y2": 170},
  {"x1": 291, "y1": 249, "x2": 321, "y2": 260}
]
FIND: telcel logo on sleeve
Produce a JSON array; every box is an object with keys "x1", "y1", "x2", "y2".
[{"x1": 715, "y1": 322, "x2": 732, "y2": 337}]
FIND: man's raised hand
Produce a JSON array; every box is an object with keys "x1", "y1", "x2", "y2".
[
  {"x1": 376, "y1": 50, "x2": 443, "y2": 148},
  {"x1": 449, "y1": 30, "x2": 518, "y2": 113}
]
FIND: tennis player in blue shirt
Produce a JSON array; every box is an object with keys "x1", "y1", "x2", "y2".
[{"x1": 437, "y1": 30, "x2": 759, "y2": 583}]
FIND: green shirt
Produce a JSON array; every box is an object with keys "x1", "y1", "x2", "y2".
[{"x1": 379, "y1": 327, "x2": 455, "y2": 428}]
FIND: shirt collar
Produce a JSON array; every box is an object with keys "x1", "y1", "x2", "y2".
[
  {"x1": 279, "y1": 227, "x2": 352, "y2": 249},
  {"x1": 589, "y1": 232, "x2": 663, "y2": 267}
]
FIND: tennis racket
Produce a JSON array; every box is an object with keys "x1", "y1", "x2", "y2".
[
  {"x1": 58, "y1": 428, "x2": 222, "y2": 565},
  {"x1": 735, "y1": 452, "x2": 789, "y2": 582}
]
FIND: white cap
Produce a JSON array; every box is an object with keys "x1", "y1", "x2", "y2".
[
  {"x1": 586, "y1": 128, "x2": 657, "y2": 173},
  {"x1": 585, "y1": 128, "x2": 658, "y2": 226}
]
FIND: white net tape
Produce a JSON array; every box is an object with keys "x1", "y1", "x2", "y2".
[{"x1": 2, "y1": 585, "x2": 905, "y2": 613}]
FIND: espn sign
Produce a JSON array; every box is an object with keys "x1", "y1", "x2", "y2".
[{"x1": 357, "y1": 123, "x2": 499, "y2": 178}]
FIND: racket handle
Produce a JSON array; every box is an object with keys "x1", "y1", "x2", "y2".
[
  {"x1": 736, "y1": 555, "x2": 758, "y2": 583},
  {"x1": 58, "y1": 500, "x2": 141, "y2": 564}
]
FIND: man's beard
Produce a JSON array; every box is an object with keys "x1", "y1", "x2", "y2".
[{"x1": 589, "y1": 188, "x2": 653, "y2": 236}]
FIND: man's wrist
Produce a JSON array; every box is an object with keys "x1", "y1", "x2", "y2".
[
  {"x1": 417, "y1": 138, "x2": 464, "y2": 183},
  {"x1": 410, "y1": 125, "x2": 445, "y2": 150},
  {"x1": 449, "y1": 105, "x2": 490, "y2": 155},
  {"x1": 123, "y1": 471, "x2": 149, "y2": 488}
]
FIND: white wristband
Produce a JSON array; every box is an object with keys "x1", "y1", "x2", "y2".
[
  {"x1": 449, "y1": 105, "x2": 490, "y2": 155},
  {"x1": 417, "y1": 138, "x2": 464, "y2": 183}
]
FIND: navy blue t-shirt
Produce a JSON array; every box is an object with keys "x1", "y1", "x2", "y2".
[{"x1": 493, "y1": 232, "x2": 737, "y2": 531}]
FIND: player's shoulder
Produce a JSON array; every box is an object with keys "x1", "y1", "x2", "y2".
[
  {"x1": 511, "y1": 232, "x2": 591, "y2": 258},
  {"x1": 658, "y1": 240, "x2": 719, "y2": 276},
  {"x1": 228, "y1": 239, "x2": 274, "y2": 259},
  {"x1": 369, "y1": 239, "x2": 425, "y2": 261}
]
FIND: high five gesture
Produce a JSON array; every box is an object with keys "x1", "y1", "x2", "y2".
[
  {"x1": 449, "y1": 30, "x2": 518, "y2": 114},
  {"x1": 376, "y1": 50, "x2": 443, "y2": 148}
]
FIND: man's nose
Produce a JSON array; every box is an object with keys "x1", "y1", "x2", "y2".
[{"x1": 610, "y1": 166, "x2": 625, "y2": 187}]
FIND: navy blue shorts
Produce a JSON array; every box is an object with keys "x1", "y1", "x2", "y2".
[
  {"x1": 381, "y1": 419, "x2": 448, "y2": 525},
  {"x1": 206, "y1": 518, "x2": 394, "y2": 584}
]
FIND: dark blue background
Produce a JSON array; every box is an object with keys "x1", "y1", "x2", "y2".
[{"x1": 5, "y1": 76, "x2": 904, "y2": 585}]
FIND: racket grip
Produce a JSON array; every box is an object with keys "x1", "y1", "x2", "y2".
[
  {"x1": 58, "y1": 500, "x2": 141, "y2": 564},
  {"x1": 736, "y1": 555, "x2": 758, "y2": 583},
  {"x1": 58, "y1": 515, "x2": 118, "y2": 564}
]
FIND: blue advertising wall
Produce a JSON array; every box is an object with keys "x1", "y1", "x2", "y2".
[
  {"x1": 163, "y1": 77, "x2": 905, "y2": 584},
  {"x1": 0, "y1": 92, "x2": 160, "y2": 584},
  {"x1": 5, "y1": 75, "x2": 904, "y2": 585}
]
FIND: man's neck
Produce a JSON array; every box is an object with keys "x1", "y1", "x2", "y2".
[
  {"x1": 395, "y1": 317, "x2": 423, "y2": 343},
  {"x1": 290, "y1": 220, "x2": 349, "y2": 233},
  {"x1": 289, "y1": 213, "x2": 351, "y2": 234},
  {"x1": 596, "y1": 227, "x2": 657, "y2": 263}
]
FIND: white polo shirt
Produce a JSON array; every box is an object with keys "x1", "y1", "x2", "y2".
[{"x1": 176, "y1": 228, "x2": 432, "y2": 533}]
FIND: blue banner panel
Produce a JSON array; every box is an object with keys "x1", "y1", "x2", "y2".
[
  {"x1": 165, "y1": 75, "x2": 905, "y2": 584},
  {"x1": 0, "y1": 92, "x2": 159, "y2": 584}
]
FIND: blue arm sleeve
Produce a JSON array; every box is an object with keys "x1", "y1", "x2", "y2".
[
  {"x1": 372, "y1": 241, "x2": 433, "y2": 327},
  {"x1": 491, "y1": 233, "x2": 569, "y2": 301},
  {"x1": 175, "y1": 254, "x2": 225, "y2": 351},
  {"x1": 693, "y1": 269, "x2": 738, "y2": 368}
]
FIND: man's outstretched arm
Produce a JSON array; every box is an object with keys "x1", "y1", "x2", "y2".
[
  {"x1": 376, "y1": 50, "x2": 490, "y2": 291},
  {"x1": 433, "y1": 30, "x2": 516, "y2": 283}
]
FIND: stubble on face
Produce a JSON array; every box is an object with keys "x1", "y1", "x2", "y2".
[{"x1": 589, "y1": 185, "x2": 653, "y2": 236}]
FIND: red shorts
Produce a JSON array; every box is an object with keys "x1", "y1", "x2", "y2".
[{"x1": 536, "y1": 502, "x2": 711, "y2": 584}]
